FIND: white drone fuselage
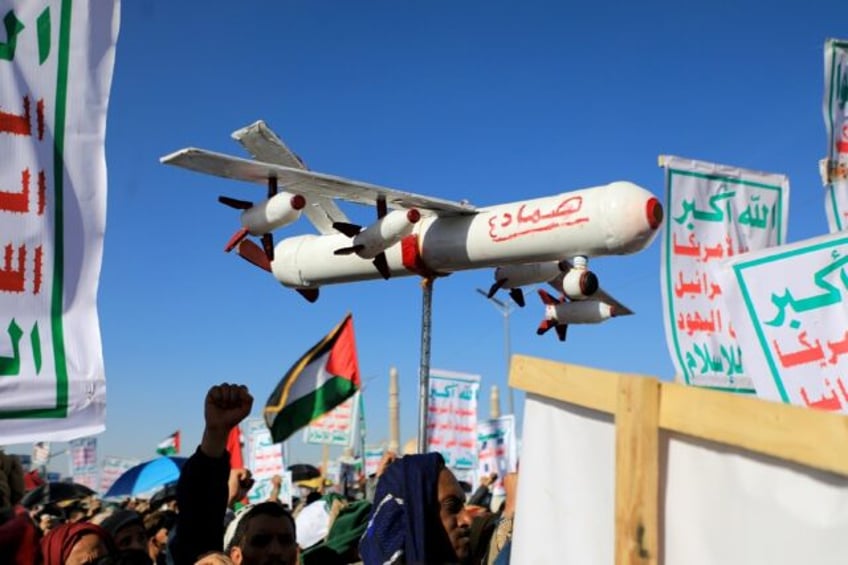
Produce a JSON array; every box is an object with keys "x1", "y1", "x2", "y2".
[{"x1": 271, "y1": 181, "x2": 659, "y2": 289}]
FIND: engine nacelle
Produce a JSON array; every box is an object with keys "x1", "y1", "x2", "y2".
[
  {"x1": 493, "y1": 261, "x2": 566, "y2": 289},
  {"x1": 241, "y1": 192, "x2": 306, "y2": 235},
  {"x1": 547, "y1": 300, "x2": 616, "y2": 325},
  {"x1": 561, "y1": 267, "x2": 599, "y2": 299},
  {"x1": 352, "y1": 209, "x2": 421, "y2": 259}
]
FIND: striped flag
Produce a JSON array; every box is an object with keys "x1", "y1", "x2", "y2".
[
  {"x1": 264, "y1": 313, "x2": 360, "y2": 443},
  {"x1": 156, "y1": 431, "x2": 180, "y2": 456}
]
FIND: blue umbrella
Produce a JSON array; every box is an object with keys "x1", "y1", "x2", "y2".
[{"x1": 104, "y1": 456, "x2": 187, "y2": 498}]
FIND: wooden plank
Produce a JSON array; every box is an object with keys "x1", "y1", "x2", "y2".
[
  {"x1": 615, "y1": 375, "x2": 660, "y2": 565},
  {"x1": 509, "y1": 354, "x2": 618, "y2": 414},
  {"x1": 659, "y1": 382, "x2": 848, "y2": 476},
  {"x1": 511, "y1": 355, "x2": 848, "y2": 476}
]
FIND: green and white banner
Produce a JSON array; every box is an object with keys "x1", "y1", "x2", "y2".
[
  {"x1": 659, "y1": 155, "x2": 789, "y2": 391},
  {"x1": 713, "y1": 231, "x2": 848, "y2": 412},
  {"x1": 823, "y1": 38, "x2": 848, "y2": 233},
  {"x1": 0, "y1": 0, "x2": 119, "y2": 442}
]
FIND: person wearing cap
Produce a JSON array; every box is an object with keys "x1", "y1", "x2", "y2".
[
  {"x1": 222, "y1": 501, "x2": 297, "y2": 564},
  {"x1": 144, "y1": 510, "x2": 175, "y2": 565},
  {"x1": 101, "y1": 509, "x2": 148, "y2": 554}
]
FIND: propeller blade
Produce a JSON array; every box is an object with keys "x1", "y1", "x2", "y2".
[
  {"x1": 538, "y1": 289, "x2": 561, "y2": 306},
  {"x1": 334, "y1": 245, "x2": 365, "y2": 256},
  {"x1": 509, "y1": 288, "x2": 526, "y2": 308},
  {"x1": 296, "y1": 288, "x2": 320, "y2": 303},
  {"x1": 373, "y1": 252, "x2": 391, "y2": 280},
  {"x1": 555, "y1": 324, "x2": 568, "y2": 342},
  {"x1": 333, "y1": 222, "x2": 363, "y2": 238},
  {"x1": 236, "y1": 239, "x2": 272, "y2": 272},
  {"x1": 536, "y1": 319, "x2": 556, "y2": 336},
  {"x1": 487, "y1": 278, "x2": 506, "y2": 298},
  {"x1": 262, "y1": 233, "x2": 274, "y2": 262},
  {"x1": 218, "y1": 196, "x2": 253, "y2": 210},
  {"x1": 377, "y1": 195, "x2": 388, "y2": 219},
  {"x1": 267, "y1": 175, "x2": 278, "y2": 199},
  {"x1": 224, "y1": 227, "x2": 250, "y2": 252}
]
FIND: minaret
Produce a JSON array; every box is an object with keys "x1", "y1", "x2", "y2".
[
  {"x1": 490, "y1": 384, "x2": 501, "y2": 419},
  {"x1": 388, "y1": 366, "x2": 400, "y2": 453}
]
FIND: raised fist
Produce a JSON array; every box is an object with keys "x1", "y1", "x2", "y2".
[{"x1": 204, "y1": 383, "x2": 253, "y2": 432}]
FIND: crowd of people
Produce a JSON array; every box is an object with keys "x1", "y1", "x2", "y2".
[{"x1": 0, "y1": 383, "x2": 517, "y2": 564}]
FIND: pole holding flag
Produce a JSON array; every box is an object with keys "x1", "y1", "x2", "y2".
[{"x1": 264, "y1": 313, "x2": 361, "y2": 443}]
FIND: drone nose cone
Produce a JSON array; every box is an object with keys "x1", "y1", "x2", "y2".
[
  {"x1": 601, "y1": 182, "x2": 663, "y2": 254},
  {"x1": 646, "y1": 197, "x2": 663, "y2": 230}
]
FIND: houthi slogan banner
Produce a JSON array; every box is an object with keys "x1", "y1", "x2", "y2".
[
  {"x1": 713, "y1": 231, "x2": 848, "y2": 411},
  {"x1": 99, "y1": 456, "x2": 138, "y2": 494},
  {"x1": 0, "y1": 1, "x2": 119, "y2": 443},
  {"x1": 426, "y1": 369, "x2": 480, "y2": 470},
  {"x1": 264, "y1": 313, "x2": 360, "y2": 443},
  {"x1": 659, "y1": 156, "x2": 789, "y2": 391},
  {"x1": 823, "y1": 38, "x2": 848, "y2": 232},
  {"x1": 363, "y1": 446, "x2": 384, "y2": 478},
  {"x1": 245, "y1": 418, "x2": 287, "y2": 504},
  {"x1": 69, "y1": 436, "x2": 97, "y2": 491},
  {"x1": 304, "y1": 392, "x2": 359, "y2": 447},
  {"x1": 477, "y1": 415, "x2": 517, "y2": 497}
]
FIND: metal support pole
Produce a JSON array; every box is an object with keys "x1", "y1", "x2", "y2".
[
  {"x1": 358, "y1": 392, "x2": 366, "y2": 462},
  {"x1": 476, "y1": 289, "x2": 515, "y2": 415},
  {"x1": 503, "y1": 308, "x2": 515, "y2": 415},
  {"x1": 417, "y1": 277, "x2": 434, "y2": 454}
]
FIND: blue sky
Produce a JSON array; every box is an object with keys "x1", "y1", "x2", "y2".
[{"x1": 11, "y1": 1, "x2": 845, "y2": 471}]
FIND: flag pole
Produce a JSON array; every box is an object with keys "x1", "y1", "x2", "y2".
[
  {"x1": 358, "y1": 391, "x2": 366, "y2": 461},
  {"x1": 417, "y1": 277, "x2": 434, "y2": 454}
]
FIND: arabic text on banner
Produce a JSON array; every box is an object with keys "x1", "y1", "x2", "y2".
[
  {"x1": 823, "y1": 39, "x2": 848, "y2": 233},
  {"x1": 713, "y1": 231, "x2": 848, "y2": 412},
  {"x1": 69, "y1": 437, "x2": 98, "y2": 491},
  {"x1": 476, "y1": 415, "x2": 518, "y2": 497},
  {"x1": 426, "y1": 369, "x2": 480, "y2": 470},
  {"x1": 99, "y1": 456, "x2": 139, "y2": 494},
  {"x1": 303, "y1": 392, "x2": 359, "y2": 447},
  {"x1": 0, "y1": 0, "x2": 119, "y2": 443},
  {"x1": 659, "y1": 155, "x2": 789, "y2": 390},
  {"x1": 244, "y1": 419, "x2": 286, "y2": 504}
]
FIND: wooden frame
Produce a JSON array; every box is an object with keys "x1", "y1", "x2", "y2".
[{"x1": 509, "y1": 354, "x2": 848, "y2": 565}]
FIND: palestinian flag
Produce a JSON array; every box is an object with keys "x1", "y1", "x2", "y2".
[
  {"x1": 265, "y1": 313, "x2": 360, "y2": 443},
  {"x1": 156, "y1": 431, "x2": 180, "y2": 456}
]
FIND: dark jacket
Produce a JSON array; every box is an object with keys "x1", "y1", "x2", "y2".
[{"x1": 170, "y1": 447, "x2": 229, "y2": 564}]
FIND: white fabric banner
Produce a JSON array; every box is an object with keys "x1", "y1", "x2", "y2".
[
  {"x1": 303, "y1": 392, "x2": 358, "y2": 447},
  {"x1": 476, "y1": 415, "x2": 517, "y2": 497},
  {"x1": 426, "y1": 368, "x2": 480, "y2": 470},
  {"x1": 713, "y1": 231, "x2": 848, "y2": 410},
  {"x1": 664, "y1": 434, "x2": 848, "y2": 565},
  {"x1": 0, "y1": 0, "x2": 119, "y2": 442},
  {"x1": 511, "y1": 394, "x2": 615, "y2": 565},
  {"x1": 659, "y1": 155, "x2": 789, "y2": 390},
  {"x1": 245, "y1": 418, "x2": 286, "y2": 504},
  {"x1": 823, "y1": 39, "x2": 848, "y2": 232}
]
